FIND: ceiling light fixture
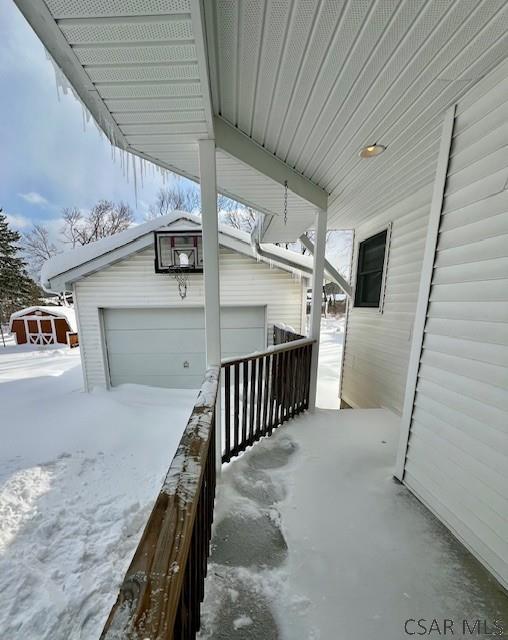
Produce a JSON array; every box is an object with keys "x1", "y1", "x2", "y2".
[{"x1": 359, "y1": 143, "x2": 386, "y2": 158}]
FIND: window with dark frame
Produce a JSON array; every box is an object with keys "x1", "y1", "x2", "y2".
[{"x1": 354, "y1": 229, "x2": 388, "y2": 308}]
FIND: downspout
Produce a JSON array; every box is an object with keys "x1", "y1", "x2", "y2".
[
  {"x1": 299, "y1": 234, "x2": 352, "y2": 297},
  {"x1": 249, "y1": 225, "x2": 352, "y2": 298},
  {"x1": 250, "y1": 234, "x2": 314, "y2": 277}
]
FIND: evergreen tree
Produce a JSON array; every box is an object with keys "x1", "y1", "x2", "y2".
[{"x1": 0, "y1": 209, "x2": 42, "y2": 328}]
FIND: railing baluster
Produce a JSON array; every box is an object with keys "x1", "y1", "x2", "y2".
[
  {"x1": 220, "y1": 337, "x2": 314, "y2": 461},
  {"x1": 274, "y1": 351, "x2": 282, "y2": 431},
  {"x1": 269, "y1": 352, "x2": 277, "y2": 434},
  {"x1": 249, "y1": 358, "x2": 256, "y2": 445},
  {"x1": 296, "y1": 347, "x2": 303, "y2": 414},
  {"x1": 262, "y1": 354, "x2": 270, "y2": 436},
  {"x1": 290, "y1": 348, "x2": 297, "y2": 418},
  {"x1": 224, "y1": 365, "x2": 231, "y2": 462},
  {"x1": 234, "y1": 363, "x2": 240, "y2": 455},
  {"x1": 255, "y1": 356, "x2": 263, "y2": 441},
  {"x1": 242, "y1": 360, "x2": 248, "y2": 445},
  {"x1": 281, "y1": 350, "x2": 288, "y2": 424},
  {"x1": 304, "y1": 344, "x2": 311, "y2": 409}
]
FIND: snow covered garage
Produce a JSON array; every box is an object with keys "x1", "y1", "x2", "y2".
[
  {"x1": 42, "y1": 213, "x2": 310, "y2": 390},
  {"x1": 9, "y1": 306, "x2": 77, "y2": 346}
]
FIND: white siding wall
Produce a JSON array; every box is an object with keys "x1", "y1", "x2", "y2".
[
  {"x1": 75, "y1": 246, "x2": 305, "y2": 390},
  {"x1": 341, "y1": 184, "x2": 433, "y2": 413},
  {"x1": 403, "y1": 59, "x2": 508, "y2": 588}
]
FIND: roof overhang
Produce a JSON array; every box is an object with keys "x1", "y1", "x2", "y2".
[
  {"x1": 14, "y1": 0, "x2": 508, "y2": 242},
  {"x1": 42, "y1": 213, "x2": 313, "y2": 292}
]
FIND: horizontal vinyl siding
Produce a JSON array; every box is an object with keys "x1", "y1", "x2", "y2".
[
  {"x1": 75, "y1": 246, "x2": 305, "y2": 389},
  {"x1": 341, "y1": 185, "x2": 433, "y2": 413},
  {"x1": 404, "y1": 58, "x2": 508, "y2": 588}
]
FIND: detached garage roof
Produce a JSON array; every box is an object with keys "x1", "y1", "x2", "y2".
[
  {"x1": 42, "y1": 212, "x2": 313, "y2": 292},
  {"x1": 9, "y1": 306, "x2": 77, "y2": 331}
]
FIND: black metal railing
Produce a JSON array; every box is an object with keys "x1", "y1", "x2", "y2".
[
  {"x1": 221, "y1": 339, "x2": 314, "y2": 463},
  {"x1": 273, "y1": 324, "x2": 306, "y2": 345}
]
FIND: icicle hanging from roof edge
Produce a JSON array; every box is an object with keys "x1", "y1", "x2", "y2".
[
  {"x1": 44, "y1": 46, "x2": 150, "y2": 208},
  {"x1": 132, "y1": 155, "x2": 138, "y2": 208}
]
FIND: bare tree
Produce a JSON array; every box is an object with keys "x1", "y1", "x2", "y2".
[
  {"x1": 148, "y1": 182, "x2": 200, "y2": 218},
  {"x1": 299, "y1": 230, "x2": 335, "y2": 255},
  {"x1": 218, "y1": 195, "x2": 257, "y2": 232},
  {"x1": 61, "y1": 200, "x2": 134, "y2": 247},
  {"x1": 61, "y1": 207, "x2": 83, "y2": 248},
  {"x1": 22, "y1": 223, "x2": 59, "y2": 277}
]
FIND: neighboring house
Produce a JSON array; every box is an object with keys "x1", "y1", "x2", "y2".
[
  {"x1": 42, "y1": 214, "x2": 310, "y2": 390},
  {"x1": 9, "y1": 306, "x2": 76, "y2": 346}
]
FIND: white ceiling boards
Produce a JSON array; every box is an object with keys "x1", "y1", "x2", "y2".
[{"x1": 14, "y1": 0, "x2": 508, "y2": 239}]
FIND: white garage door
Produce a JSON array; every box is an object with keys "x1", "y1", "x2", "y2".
[{"x1": 103, "y1": 306, "x2": 266, "y2": 389}]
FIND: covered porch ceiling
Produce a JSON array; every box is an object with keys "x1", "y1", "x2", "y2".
[{"x1": 15, "y1": 0, "x2": 508, "y2": 241}]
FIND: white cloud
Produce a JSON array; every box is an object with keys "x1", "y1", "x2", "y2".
[
  {"x1": 5, "y1": 213, "x2": 31, "y2": 229},
  {"x1": 19, "y1": 192, "x2": 50, "y2": 207}
]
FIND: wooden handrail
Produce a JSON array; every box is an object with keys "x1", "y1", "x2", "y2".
[
  {"x1": 221, "y1": 339, "x2": 314, "y2": 463},
  {"x1": 101, "y1": 366, "x2": 219, "y2": 640}
]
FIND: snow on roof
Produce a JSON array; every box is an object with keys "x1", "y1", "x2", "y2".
[
  {"x1": 9, "y1": 306, "x2": 77, "y2": 331},
  {"x1": 41, "y1": 212, "x2": 200, "y2": 286},
  {"x1": 41, "y1": 212, "x2": 313, "y2": 289}
]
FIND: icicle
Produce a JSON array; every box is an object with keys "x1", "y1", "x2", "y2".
[{"x1": 132, "y1": 154, "x2": 138, "y2": 208}]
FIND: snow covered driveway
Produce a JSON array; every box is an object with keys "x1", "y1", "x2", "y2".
[{"x1": 0, "y1": 344, "x2": 197, "y2": 639}]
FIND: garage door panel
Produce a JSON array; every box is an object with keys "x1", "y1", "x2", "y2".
[
  {"x1": 112, "y1": 374, "x2": 204, "y2": 389},
  {"x1": 221, "y1": 328, "x2": 266, "y2": 354},
  {"x1": 104, "y1": 306, "x2": 266, "y2": 389},
  {"x1": 106, "y1": 329, "x2": 206, "y2": 354},
  {"x1": 109, "y1": 352, "x2": 206, "y2": 376},
  {"x1": 104, "y1": 308, "x2": 205, "y2": 330},
  {"x1": 221, "y1": 306, "x2": 266, "y2": 329}
]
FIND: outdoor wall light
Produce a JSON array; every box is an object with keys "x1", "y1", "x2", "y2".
[{"x1": 359, "y1": 144, "x2": 386, "y2": 158}]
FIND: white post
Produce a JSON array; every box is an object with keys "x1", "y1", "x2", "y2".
[
  {"x1": 198, "y1": 139, "x2": 222, "y2": 469},
  {"x1": 308, "y1": 207, "x2": 327, "y2": 411}
]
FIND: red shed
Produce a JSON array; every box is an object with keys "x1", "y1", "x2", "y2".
[{"x1": 9, "y1": 306, "x2": 77, "y2": 346}]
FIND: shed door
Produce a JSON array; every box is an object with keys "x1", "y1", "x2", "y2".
[{"x1": 103, "y1": 306, "x2": 266, "y2": 389}]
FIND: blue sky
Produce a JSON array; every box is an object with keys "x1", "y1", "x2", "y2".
[
  {"x1": 0, "y1": 2, "x2": 175, "y2": 237},
  {"x1": 0, "y1": 3, "x2": 351, "y2": 273}
]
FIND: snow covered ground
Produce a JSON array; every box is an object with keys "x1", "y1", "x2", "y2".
[
  {"x1": 315, "y1": 315, "x2": 344, "y2": 410},
  {"x1": 0, "y1": 341, "x2": 197, "y2": 639},
  {"x1": 199, "y1": 409, "x2": 507, "y2": 639}
]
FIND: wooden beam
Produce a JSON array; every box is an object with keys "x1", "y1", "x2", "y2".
[
  {"x1": 214, "y1": 116, "x2": 329, "y2": 211},
  {"x1": 101, "y1": 366, "x2": 219, "y2": 639},
  {"x1": 299, "y1": 233, "x2": 352, "y2": 297}
]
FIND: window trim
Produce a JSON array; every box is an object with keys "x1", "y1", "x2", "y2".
[{"x1": 352, "y1": 222, "x2": 392, "y2": 313}]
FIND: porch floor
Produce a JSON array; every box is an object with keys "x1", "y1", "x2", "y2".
[{"x1": 199, "y1": 409, "x2": 507, "y2": 640}]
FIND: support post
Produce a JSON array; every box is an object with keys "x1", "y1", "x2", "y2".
[
  {"x1": 308, "y1": 207, "x2": 327, "y2": 411},
  {"x1": 199, "y1": 139, "x2": 222, "y2": 470}
]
